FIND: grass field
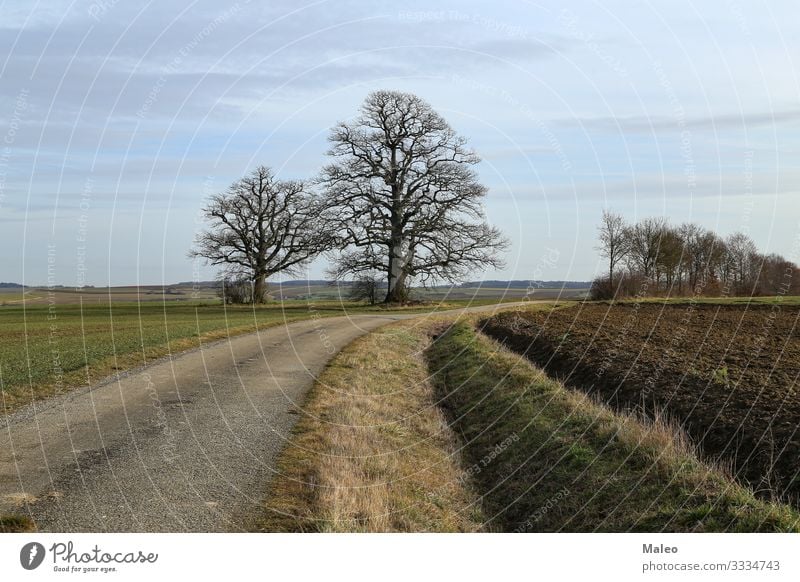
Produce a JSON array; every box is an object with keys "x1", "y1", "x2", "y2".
[
  {"x1": 0, "y1": 286, "x2": 220, "y2": 306},
  {"x1": 0, "y1": 292, "x2": 33, "y2": 303},
  {"x1": 0, "y1": 515, "x2": 35, "y2": 533},
  {"x1": 0, "y1": 298, "x2": 505, "y2": 414}
]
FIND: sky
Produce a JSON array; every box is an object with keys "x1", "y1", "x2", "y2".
[{"x1": 1, "y1": 0, "x2": 799, "y2": 286}]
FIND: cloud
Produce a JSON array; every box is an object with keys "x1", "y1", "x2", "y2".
[
  {"x1": 503, "y1": 170, "x2": 800, "y2": 202},
  {"x1": 469, "y1": 37, "x2": 562, "y2": 61},
  {"x1": 558, "y1": 109, "x2": 800, "y2": 133}
]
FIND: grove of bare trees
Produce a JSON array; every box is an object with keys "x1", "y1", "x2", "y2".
[
  {"x1": 191, "y1": 91, "x2": 508, "y2": 304},
  {"x1": 593, "y1": 211, "x2": 800, "y2": 299}
]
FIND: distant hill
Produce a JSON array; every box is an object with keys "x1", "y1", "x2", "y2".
[
  {"x1": 454, "y1": 280, "x2": 591, "y2": 289},
  {"x1": 173, "y1": 279, "x2": 335, "y2": 288},
  {"x1": 272, "y1": 280, "x2": 336, "y2": 288},
  {"x1": 0, "y1": 282, "x2": 23, "y2": 288}
]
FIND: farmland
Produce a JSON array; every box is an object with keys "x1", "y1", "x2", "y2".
[
  {"x1": 0, "y1": 301, "x2": 317, "y2": 411},
  {"x1": 0, "y1": 280, "x2": 581, "y2": 414},
  {"x1": 0, "y1": 296, "x2": 504, "y2": 413},
  {"x1": 0, "y1": 282, "x2": 588, "y2": 305},
  {"x1": 260, "y1": 313, "x2": 800, "y2": 532},
  {"x1": 0, "y1": 285, "x2": 220, "y2": 306},
  {"x1": 482, "y1": 300, "x2": 800, "y2": 506}
]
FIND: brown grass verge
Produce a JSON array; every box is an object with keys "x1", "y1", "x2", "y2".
[{"x1": 256, "y1": 320, "x2": 483, "y2": 532}]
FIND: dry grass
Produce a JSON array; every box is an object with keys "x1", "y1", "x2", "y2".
[
  {"x1": 0, "y1": 514, "x2": 35, "y2": 533},
  {"x1": 257, "y1": 321, "x2": 484, "y2": 532}
]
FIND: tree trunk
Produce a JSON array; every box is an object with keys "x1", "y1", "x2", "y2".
[
  {"x1": 385, "y1": 227, "x2": 407, "y2": 303},
  {"x1": 253, "y1": 272, "x2": 267, "y2": 304},
  {"x1": 385, "y1": 243, "x2": 408, "y2": 303},
  {"x1": 385, "y1": 270, "x2": 407, "y2": 303}
]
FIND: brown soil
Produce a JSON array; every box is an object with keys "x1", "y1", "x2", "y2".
[{"x1": 481, "y1": 302, "x2": 800, "y2": 505}]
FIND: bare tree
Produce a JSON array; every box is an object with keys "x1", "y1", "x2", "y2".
[
  {"x1": 191, "y1": 166, "x2": 330, "y2": 303},
  {"x1": 691, "y1": 229, "x2": 725, "y2": 292},
  {"x1": 677, "y1": 222, "x2": 703, "y2": 292},
  {"x1": 595, "y1": 210, "x2": 630, "y2": 284},
  {"x1": 319, "y1": 90, "x2": 509, "y2": 303},
  {"x1": 348, "y1": 274, "x2": 381, "y2": 305},
  {"x1": 754, "y1": 252, "x2": 800, "y2": 296},
  {"x1": 626, "y1": 217, "x2": 668, "y2": 281},
  {"x1": 655, "y1": 226, "x2": 683, "y2": 292},
  {"x1": 725, "y1": 232, "x2": 758, "y2": 294}
]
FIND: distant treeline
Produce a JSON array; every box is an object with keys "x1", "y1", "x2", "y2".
[
  {"x1": 594, "y1": 211, "x2": 800, "y2": 299},
  {"x1": 0, "y1": 282, "x2": 23, "y2": 288}
]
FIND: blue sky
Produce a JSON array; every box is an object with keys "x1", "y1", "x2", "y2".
[{"x1": 1, "y1": 0, "x2": 799, "y2": 286}]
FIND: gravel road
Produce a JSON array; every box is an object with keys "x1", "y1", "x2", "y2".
[{"x1": 0, "y1": 303, "x2": 523, "y2": 532}]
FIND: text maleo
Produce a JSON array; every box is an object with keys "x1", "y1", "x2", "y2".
[{"x1": 643, "y1": 544, "x2": 678, "y2": 554}]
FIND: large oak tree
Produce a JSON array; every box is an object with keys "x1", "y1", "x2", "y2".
[
  {"x1": 320, "y1": 90, "x2": 508, "y2": 303},
  {"x1": 191, "y1": 166, "x2": 330, "y2": 303}
]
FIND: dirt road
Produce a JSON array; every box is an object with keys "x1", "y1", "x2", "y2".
[{"x1": 0, "y1": 303, "x2": 523, "y2": 532}]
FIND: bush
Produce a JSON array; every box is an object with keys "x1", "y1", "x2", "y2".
[
  {"x1": 590, "y1": 273, "x2": 651, "y2": 301},
  {"x1": 217, "y1": 278, "x2": 267, "y2": 304},
  {"x1": 349, "y1": 276, "x2": 380, "y2": 305},
  {"x1": 589, "y1": 276, "x2": 615, "y2": 300}
]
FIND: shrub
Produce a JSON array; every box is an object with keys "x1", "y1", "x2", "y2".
[
  {"x1": 216, "y1": 278, "x2": 268, "y2": 304},
  {"x1": 348, "y1": 276, "x2": 380, "y2": 305}
]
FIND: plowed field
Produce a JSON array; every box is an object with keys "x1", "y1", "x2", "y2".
[{"x1": 482, "y1": 302, "x2": 800, "y2": 504}]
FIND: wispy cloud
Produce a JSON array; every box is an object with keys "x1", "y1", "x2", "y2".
[{"x1": 558, "y1": 109, "x2": 800, "y2": 133}]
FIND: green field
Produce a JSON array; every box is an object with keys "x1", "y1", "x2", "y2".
[
  {"x1": 0, "y1": 285, "x2": 219, "y2": 306},
  {"x1": 0, "y1": 298, "x2": 499, "y2": 413},
  {"x1": 2, "y1": 292, "x2": 787, "y2": 415},
  {"x1": 0, "y1": 291, "x2": 38, "y2": 303}
]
